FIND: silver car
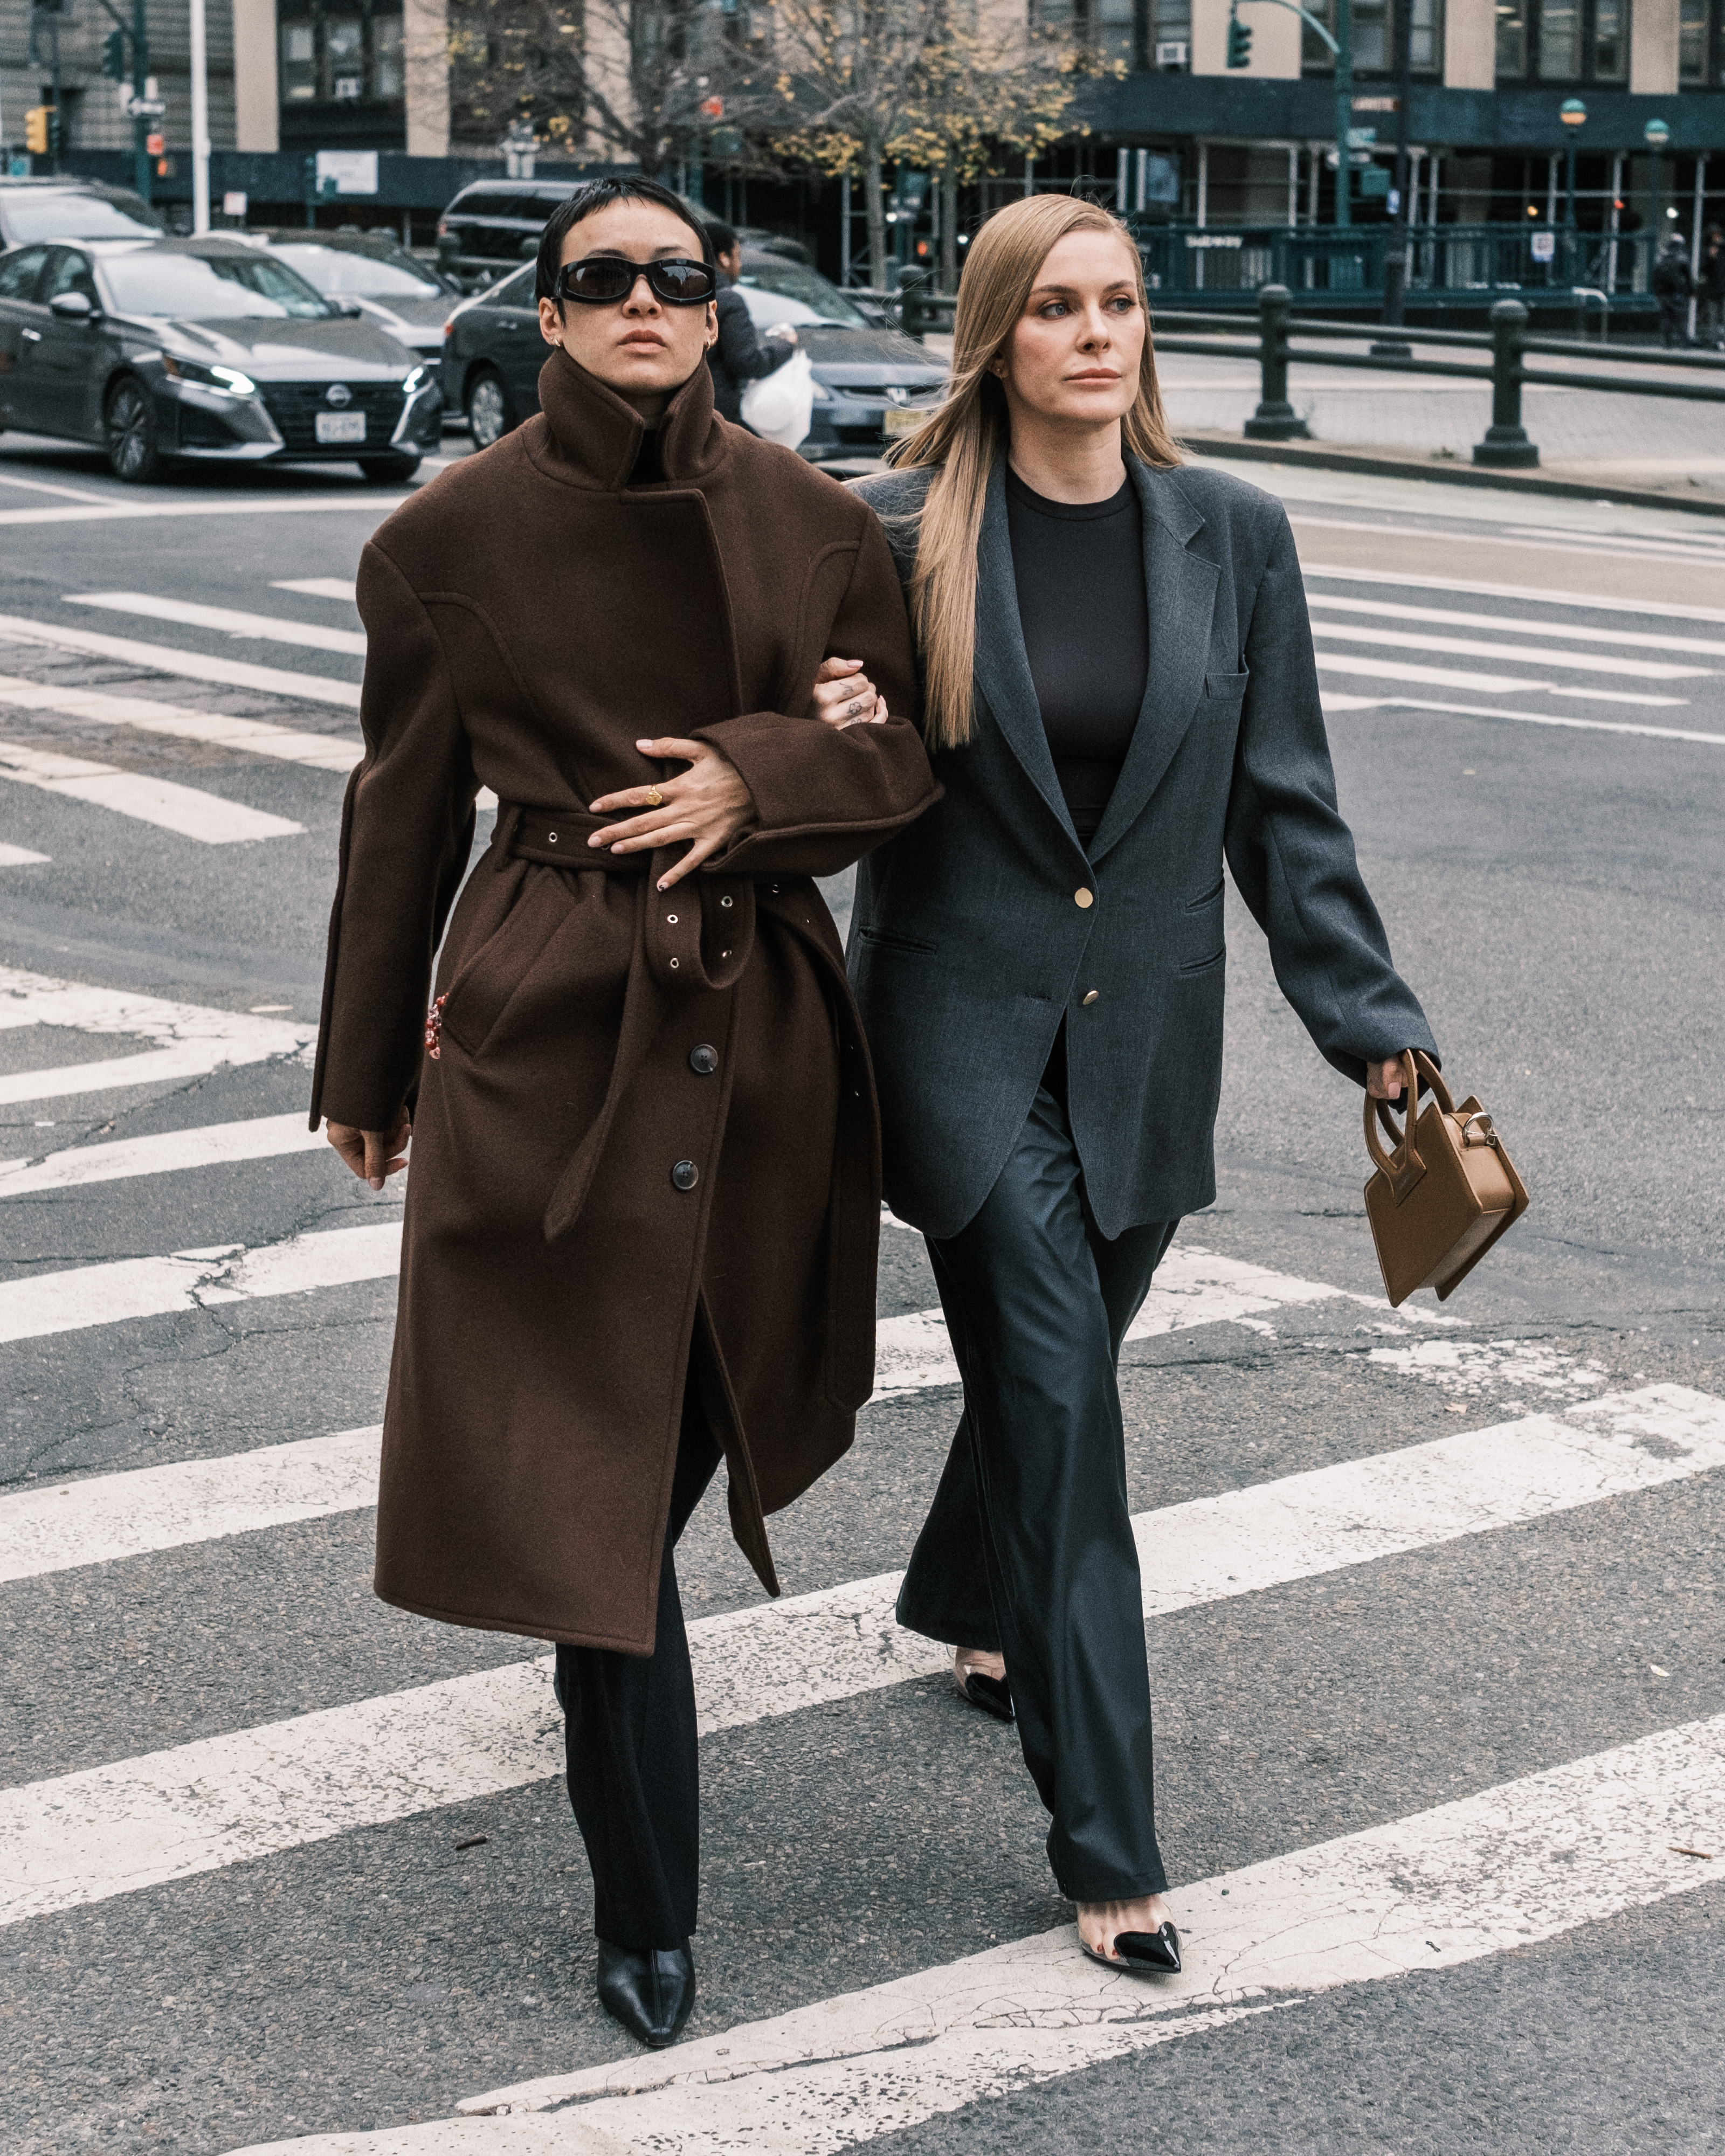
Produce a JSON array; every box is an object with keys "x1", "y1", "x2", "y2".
[{"x1": 244, "y1": 230, "x2": 457, "y2": 362}]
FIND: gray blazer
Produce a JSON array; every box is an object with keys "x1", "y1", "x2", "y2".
[{"x1": 849, "y1": 454, "x2": 1438, "y2": 1241}]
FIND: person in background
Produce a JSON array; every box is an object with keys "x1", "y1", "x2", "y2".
[
  {"x1": 1698, "y1": 227, "x2": 1725, "y2": 351},
  {"x1": 1652, "y1": 235, "x2": 1695, "y2": 349},
  {"x1": 706, "y1": 219, "x2": 797, "y2": 427}
]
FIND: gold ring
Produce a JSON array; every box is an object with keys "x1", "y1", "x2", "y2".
[{"x1": 644, "y1": 786, "x2": 664, "y2": 808}]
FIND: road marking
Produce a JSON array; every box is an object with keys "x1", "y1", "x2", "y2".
[
  {"x1": 0, "y1": 495, "x2": 404, "y2": 530},
  {"x1": 1313, "y1": 654, "x2": 1543, "y2": 695},
  {"x1": 272, "y1": 578, "x2": 358, "y2": 605},
  {"x1": 0, "y1": 1425, "x2": 382, "y2": 1583},
  {"x1": 1288, "y1": 513, "x2": 1725, "y2": 569},
  {"x1": 1308, "y1": 623, "x2": 1710, "y2": 680},
  {"x1": 1306, "y1": 592, "x2": 1725, "y2": 659},
  {"x1": 0, "y1": 673, "x2": 361, "y2": 772},
  {"x1": 0, "y1": 1110, "x2": 324, "y2": 1197},
  {"x1": 445, "y1": 1711, "x2": 1725, "y2": 2153},
  {"x1": 1336, "y1": 696, "x2": 1725, "y2": 747},
  {"x1": 0, "y1": 613, "x2": 360, "y2": 709},
  {"x1": 0, "y1": 1219, "x2": 402, "y2": 1345},
  {"x1": 1302, "y1": 563, "x2": 1725, "y2": 627},
  {"x1": 2, "y1": 1385, "x2": 1718, "y2": 1927},
  {"x1": 1507, "y1": 522, "x2": 1725, "y2": 556},
  {"x1": 0, "y1": 740, "x2": 305, "y2": 844},
  {"x1": 0, "y1": 964, "x2": 313, "y2": 1108},
  {"x1": 70, "y1": 592, "x2": 368, "y2": 659},
  {"x1": 0, "y1": 470, "x2": 113, "y2": 503},
  {"x1": 0, "y1": 842, "x2": 50, "y2": 866}
]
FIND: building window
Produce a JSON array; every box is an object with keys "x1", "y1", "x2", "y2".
[
  {"x1": 1538, "y1": 0, "x2": 1579, "y2": 73},
  {"x1": 1593, "y1": 0, "x2": 1626, "y2": 73},
  {"x1": 1495, "y1": 0, "x2": 1627, "y2": 77},
  {"x1": 1303, "y1": 0, "x2": 1443, "y2": 68},
  {"x1": 282, "y1": 20, "x2": 316, "y2": 99},
  {"x1": 279, "y1": 3, "x2": 406, "y2": 106},
  {"x1": 1409, "y1": 0, "x2": 1441, "y2": 65},
  {"x1": 1679, "y1": 0, "x2": 1710, "y2": 78},
  {"x1": 1091, "y1": 0, "x2": 1140, "y2": 66}
]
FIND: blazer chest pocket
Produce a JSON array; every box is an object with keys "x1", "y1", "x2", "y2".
[
  {"x1": 1203, "y1": 669, "x2": 1250, "y2": 703},
  {"x1": 857, "y1": 924, "x2": 937, "y2": 957}
]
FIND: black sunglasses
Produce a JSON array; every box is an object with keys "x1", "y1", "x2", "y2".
[{"x1": 554, "y1": 256, "x2": 716, "y2": 307}]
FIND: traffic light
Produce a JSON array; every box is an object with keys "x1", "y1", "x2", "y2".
[
  {"x1": 1226, "y1": 3, "x2": 1252, "y2": 66},
  {"x1": 24, "y1": 105, "x2": 52, "y2": 155},
  {"x1": 101, "y1": 27, "x2": 128, "y2": 80}
]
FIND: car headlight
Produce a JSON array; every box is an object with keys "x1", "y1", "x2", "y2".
[
  {"x1": 162, "y1": 355, "x2": 257, "y2": 396},
  {"x1": 401, "y1": 364, "x2": 429, "y2": 397}
]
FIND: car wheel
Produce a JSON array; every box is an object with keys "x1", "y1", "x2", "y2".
[
  {"x1": 465, "y1": 367, "x2": 512, "y2": 450},
  {"x1": 106, "y1": 377, "x2": 167, "y2": 484},
  {"x1": 359, "y1": 453, "x2": 422, "y2": 483}
]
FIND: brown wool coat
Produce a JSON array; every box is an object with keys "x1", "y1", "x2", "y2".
[{"x1": 310, "y1": 350, "x2": 937, "y2": 1654}]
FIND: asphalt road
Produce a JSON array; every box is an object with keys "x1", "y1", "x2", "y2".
[{"x1": 1, "y1": 425, "x2": 1721, "y2": 2156}]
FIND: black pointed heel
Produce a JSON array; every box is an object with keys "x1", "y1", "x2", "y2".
[
  {"x1": 1081, "y1": 1920, "x2": 1182, "y2": 1975},
  {"x1": 595, "y1": 1939, "x2": 696, "y2": 2048},
  {"x1": 952, "y1": 1650, "x2": 1014, "y2": 1723}
]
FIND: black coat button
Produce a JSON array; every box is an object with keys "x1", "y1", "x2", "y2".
[
  {"x1": 689, "y1": 1045, "x2": 718, "y2": 1075},
  {"x1": 671, "y1": 1159, "x2": 699, "y2": 1191}
]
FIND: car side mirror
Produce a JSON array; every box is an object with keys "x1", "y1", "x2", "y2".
[
  {"x1": 49, "y1": 291, "x2": 96, "y2": 322},
  {"x1": 339, "y1": 302, "x2": 364, "y2": 317}
]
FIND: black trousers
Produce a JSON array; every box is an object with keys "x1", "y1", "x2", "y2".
[
  {"x1": 555, "y1": 1384, "x2": 721, "y2": 1952},
  {"x1": 897, "y1": 1080, "x2": 1177, "y2": 1903}
]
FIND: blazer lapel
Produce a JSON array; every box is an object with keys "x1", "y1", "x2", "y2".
[
  {"x1": 1086, "y1": 463, "x2": 1220, "y2": 866},
  {"x1": 969, "y1": 456, "x2": 1079, "y2": 846}
]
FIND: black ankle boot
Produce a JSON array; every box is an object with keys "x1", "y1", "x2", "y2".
[{"x1": 595, "y1": 1939, "x2": 696, "y2": 2048}]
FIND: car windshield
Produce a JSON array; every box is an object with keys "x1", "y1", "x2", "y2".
[
  {"x1": 481, "y1": 265, "x2": 536, "y2": 306},
  {"x1": 734, "y1": 261, "x2": 868, "y2": 330},
  {"x1": 99, "y1": 250, "x2": 334, "y2": 320},
  {"x1": 2, "y1": 190, "x2": 164, "y2": 243},
  {"x1": 268, "y1": 243, "x2": 441, "y2": 300}
]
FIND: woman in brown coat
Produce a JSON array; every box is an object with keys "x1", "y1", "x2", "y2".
[{"x1": 313, "y1": 176, "x2": 936, "y2": 2049}]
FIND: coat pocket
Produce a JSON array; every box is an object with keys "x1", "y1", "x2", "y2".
[
  {"x1": 1203, "y1": 669, "x2": 1251, "y2": 702},
  {"x1": 1185, "y1": 875, "x2": 1225, "y2": 914},
  {"x1": 1178, "y1": 944, "x2": 1227, "y2": 976},
  {"x1": 857, "y1": 923, "x2": 938, "y2": 957},
  {"x1": 438, "y1": 870, "x2": 576, "y2": 1059}
]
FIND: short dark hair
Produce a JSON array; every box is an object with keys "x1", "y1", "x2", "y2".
[
  {"x1": 535, "y1": 177, "x2": 716, "y2": 305},
  {"x1": 705, "y1": 220, "x2": 737, "y2": 256}
]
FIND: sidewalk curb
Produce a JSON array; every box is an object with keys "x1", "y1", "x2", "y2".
[{"x1": 1176, "y1": 432, "x2": 1725, "y2": 521}]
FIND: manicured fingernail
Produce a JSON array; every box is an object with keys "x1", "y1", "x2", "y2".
[
  {"x1": 588, "y1": 832, "x2": 603, "y2": 846},
  {"x1": 656, "y1": 879, "x2": 668, "y2": 892},
  {"x1": 369, "y1": 1177, "x2": 383, "y2": 1191},
  {"x1": 636, "y1": 739, "x2": 653, "y2": 750}
]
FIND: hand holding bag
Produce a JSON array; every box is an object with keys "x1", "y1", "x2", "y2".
[
  {"x1": 740, "y1": 348, "x2": 815, "y2": 450},
  {"x1": 1363, "y1": 1051, "x2": 1529, "y2": 1307}
]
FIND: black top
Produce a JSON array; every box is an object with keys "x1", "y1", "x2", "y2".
[
  {"x1": 707, "y1": 285, "x2": 792, "y2": 425},
  {"x1": 1005, "y1": 467, "x2": 1148, "y2": 844}
]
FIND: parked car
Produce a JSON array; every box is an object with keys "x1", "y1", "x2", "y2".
[
  {"x1": 0, "y1": 235, "x2": 440, "y2": 483},
  {"x1": 435, "y1": 178, "x2": 816, "y2": 285},
  {"x1": 242, "y1": 229, "x2": 457, "y2": 361},
  {"x1": 441, "y1": 251, "x2": 945, "y2": 461},
  {"x1": 0, "y1": 176, "x2": 165, "y2": 251}
]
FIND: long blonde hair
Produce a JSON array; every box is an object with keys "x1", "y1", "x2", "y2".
[{"x1": 888, "y1": 195, "x2": 1180, "y2": 752}]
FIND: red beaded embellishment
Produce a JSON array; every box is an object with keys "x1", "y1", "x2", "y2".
[{"x1": 424, "y1": 992, "x2": 448, "y2": 1061}]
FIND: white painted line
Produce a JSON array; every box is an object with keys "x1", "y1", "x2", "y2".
[
  {"x1": 0, "y1": 1111, "x2": 324, "y2": 1196},
  {"x1": 1306, "y1": 592, "x2": 1725, "y2": 659},
  {"x1": 0, "y1": 495, "x2": 403, "y2": 531},
  {"x1": 1302, "y1": 563, "x2": 1725, "y2": 627},
  {"x1": 1288, "y1": 513, "x2": 1725, "y2": 570},
  {"x1": 0, "y1": 740, "x2": 304, "y2": 844},
  {"x1": 448, "y1": 1710, "x2": 1725, "y2": 2153},
  {"x1": 0, "y1": 470, "x2": 114, "y2": 504},
  {"x1": 70, "y1": 592, "x2": 368, "y2": 659},
  {"x1": 0, "y1": 1219, "x2": 402, "y2": 1346},
  {"x1": 1508, "y1": 522, "x2": 1725, "y2": 556},
  {"x1": 0, "y1": 673, "x2": 361, "y2": 772},
  {"x1": 0, "y1": 964, "x2": 314, "y2": 1108},
  {"x1": 0, "y1": 613, "x2": 361, "y2": 709},
  {"x1": 0, "y1": 1426, "x2": 382, "y2": 1583},
  {"x1": 272, "y1": 578, "x2": 358, "y2": 605},
  {"x1": 1313, "y1": 654, "x2": 1542, "y2": 695},
  {"x1": 0, "y1": 841, "x2": 50, "y2": 866},
  {"x1": 1309, "y1": 623, "x2": 1709, "y2": 680},
  {"x1": 3, "y1": 1385, "x2": 1718, "y2": 1928},
  {"x1": 1359, "y1": 697, "x2": 1725, "y2": 748}
]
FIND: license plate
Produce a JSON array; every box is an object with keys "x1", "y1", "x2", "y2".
[
  {"x1": 883, "y1": 405, "x2": 927, "y2": 437},
  {"x1": 315, "y1": 411, "x2": 367, "y2": 445}
]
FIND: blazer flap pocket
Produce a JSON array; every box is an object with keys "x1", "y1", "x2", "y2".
[{"x1": 1203, "y1": 669, "x2": 1250, "y2": 702}]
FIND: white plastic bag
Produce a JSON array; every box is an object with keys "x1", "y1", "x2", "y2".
[{"x1": 740, "y1": 347, "x2": 815, "y2": 450}]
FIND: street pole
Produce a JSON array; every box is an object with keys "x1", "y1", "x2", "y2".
[
  {"x1": 1334, "y1": 0, "x2": 1353, "y2": 227},
  {"x1": 132, "y1": 0, "x2": 150, "y2": 203},
  {"x1": 190, "y1": 0, "x2": 209, "y2": 233}
]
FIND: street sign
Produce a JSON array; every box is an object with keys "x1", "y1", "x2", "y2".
[
  {"x1": 223, "y1": 190, "x2": 247, "y2": 217},
  {"x1": 1347, "y1": 127, "x2": 1377, "y2": 148},
  {"x1": 1530, "y1": 231, "x2": 1556, "y2": 261},
  {"x1": 126, "y1": 96, "x2": 165, "y2": 116},
  {"x1": 145, "y1": 132, "x2": 164, "y2": 156},
  {"x1": 315, "y1": 149, "x2": 378, "y2": 195}
]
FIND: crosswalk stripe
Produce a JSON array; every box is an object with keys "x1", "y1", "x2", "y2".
[
  {"x1": 1313, "y1": 654, "x2": 1542, "y2": 695},
  {"x1": 0, "y1": 739, "x2": 305, "y2": 844},
  {"x1": 1308, "y1": 623, "x2": 1711, "y2": 680},
  {"x1": 0, "y1": 612, "x2": 361, "y2": 709},
  {"x1": 3, "y1": 1384, "x2": 1717, "y2": 1930},
  {"x1": 0, "y1": 1425, "x2": 382, "y2": 1583},
  {"x1": 441, "y1": 1711, "x2": 1725, "y2": 2153},
  {"x1": 0, "y1": 841, "x2": 49, "y2": 866},
  {"x1": 0, "y1": 495, "x2": 404, "y2": 531},
  {"x1": 0, "y1": 964, "x2": 313, "y2": 1108},
  {"x1": 70, "y1": 592, "x2": 369, "y2": 659},
  {"x1": 1306, "y1": 592, "x2": 1725, "y2": 659},
  {"x1": 0, "y1": 1111, "x2": 325, "y2": 1196},
  {"x1": 1301, "y1": 563, "x2": 1725, "y2": 627},
  {"x1": 272, "y1": 579, "x2": 359, "y2": 604},
  {"x1": 1336, "y1": 696, "x2": 1725, "y2": 748},
  {"x1": 1288, "y1": 512, "x2": 1725, "y2": 570},
  {"x1": 0, "y1": 1220, "x2": 402, "y2": 1345},
  {"x1": 0, "y1": 673, "x2": 361, "y2": 772}
]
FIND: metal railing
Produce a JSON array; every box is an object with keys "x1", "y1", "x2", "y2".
[{"x1": 1149, "y1": 285, "x2": 1725, "y2": 469}]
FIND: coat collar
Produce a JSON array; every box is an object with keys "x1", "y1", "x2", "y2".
[{"x1": 531, "y1": 348, "x2": 729, "y2": 492}]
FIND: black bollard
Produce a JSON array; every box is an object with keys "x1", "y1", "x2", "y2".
[
  {"x1": 1472, "y1": 298, "x2": 1538, "y2": 467},
  {"x1": 1371, "y1": 249, "x2": 1412, "y2": 358},
  {"x1": 1244, "y1": 284, "x2": 1310, "y2": 441}
]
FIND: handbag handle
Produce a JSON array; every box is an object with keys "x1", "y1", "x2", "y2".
[{"x1": 1363, "y1": 1049, "x2": 1451, "y2": 1202}]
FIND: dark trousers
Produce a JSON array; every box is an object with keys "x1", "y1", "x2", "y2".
[
  {"x1": 897, "y1": 1081, "x2": 1177, "y2": 1902},
  {"x1": 555, "y1": 1386, "x2": 721, "y2": 1951}
]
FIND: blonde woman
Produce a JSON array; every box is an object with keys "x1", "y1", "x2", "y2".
[{"x1": 841, "y1": 196, "x2": 1436, "y2": 1974}]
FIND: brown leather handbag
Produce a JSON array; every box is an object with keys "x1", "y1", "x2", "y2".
[{"x1": 1363, "y1": 1051, "x2": 1529, "y2": 1307}]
